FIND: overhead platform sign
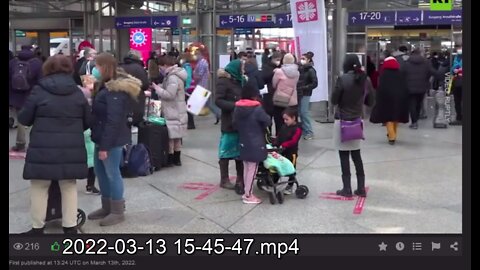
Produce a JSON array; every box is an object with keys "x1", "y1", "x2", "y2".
[
  {"x1": 115, "y1": 17, "x2": 151, "y2": 28},
  {"x1": 348, "y1": 9, "x2": 462, "y2": 26},
  {"x1": 152, "y1": 16, "x2": 178, "y2": 28},
  {"x1": 218, "y1": 13, "x2": 292, "y2": 28},
  {"x1": 115, "y1": 16, "x2": 178, "y2": 29}
]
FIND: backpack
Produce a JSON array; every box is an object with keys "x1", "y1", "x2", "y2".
[
  {"x1": 11, "y1": 60, "x2": 32, "y2": 92},
  {"x1": 127, "y1": 90, "x2": 146, "y2": 127},
  {"x1": 120, "y1": 144, "x2": 153, "y2": 178}
]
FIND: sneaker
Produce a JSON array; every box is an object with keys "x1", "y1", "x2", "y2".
[
  {"x1": 284, "y1": 185, "x2": 293, "y2": 195},
  {"x1": 242, "y1": 194, "x2": 262, "y2": 204},
  {"x1": 303, "y1": 134, "x2": 314, "y2": 140},
  {"x1": 388, "y1": 140, "x2": 395, "y2": 145},
  {"x1": 409, "y1": 123, "x2": 418, "y2": 129},
  {"x1": 85, "y1": 186, "x2": 101, "y2": 195}
]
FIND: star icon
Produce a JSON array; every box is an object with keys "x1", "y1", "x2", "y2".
[{"x1": 379, "y1": 242, "x2": 388, "y2": 252}]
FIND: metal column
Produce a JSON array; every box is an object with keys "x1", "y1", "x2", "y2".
[{"x1": 98, "y1": 0, "x2": 103, "y2": 52}]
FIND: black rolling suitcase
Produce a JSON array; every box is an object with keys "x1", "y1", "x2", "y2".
[
  {"x1": 138, "y1": 97, "x2": 169, "y2": 171},
  {"x1": 45, "y1": 181, "x2": 86, "y2": 228}
]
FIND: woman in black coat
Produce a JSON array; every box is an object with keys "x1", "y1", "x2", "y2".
[
  {"x1": 215, "y1": 59, "x2": 245, "y2": 193},
  {"x1": 233, "y1": 81, "x2": 271, "y2": 204},
  {"x1": 370, "y1": 57, "x2": 409, "y2": 145},
  {"x1": 18, "y1": 55, "x2": 90, "y2": 234}
]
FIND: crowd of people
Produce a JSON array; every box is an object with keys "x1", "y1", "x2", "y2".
[{"x1": 8, "y1": 41, "x2": 462, "y2": 232}]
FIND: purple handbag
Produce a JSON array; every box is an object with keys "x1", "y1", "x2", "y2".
[
  {"x1": 340, "y1": 118, "x2": 364, "y2": 142},
  {"x1": 339, "y1": 79, "x2": 368, "y2": 142}
]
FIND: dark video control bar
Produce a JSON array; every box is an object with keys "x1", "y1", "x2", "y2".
[{"x1": 9, "y1": 235, "x2": 462, "y2": 258}]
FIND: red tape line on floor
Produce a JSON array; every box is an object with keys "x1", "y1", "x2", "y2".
[{"x1": 353, "y1": 187, "x2": 369, "y2": 215}]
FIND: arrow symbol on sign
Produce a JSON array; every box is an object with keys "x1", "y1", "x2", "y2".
[
  {"x1": 221, "y1": 20, "x2": 226, "y2": 25},
  {"x1": 154, "y1": 21, "x2": 159, "y2": 26},
  {"x1": 351, "y1": 17, "x2": 357, "y2": 23},
  {"x1": 116, "y1": 22, "x2": 121, "y2": 27},
  {"x1": 279, "y1": 18, "x2": 284, "y2": 24},
  {"x1": 405, "y1": 17, "x2": 411, "y2": 22},
  {"x1": 413, "y1": 17, "x2": 420, "y2": 22}
]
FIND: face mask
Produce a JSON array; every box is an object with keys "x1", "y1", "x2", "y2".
[
  {"x1": 273, "y1": 60, "x2": 280, "y2": 66},
  {"x1": 457, "y1": 50, "x2": 462, "y2": 55},
  {"x1": 300, "y1": 60, "x2": 307, "y2": 65},
  {"x1": 179, "y1": 59, "x2": 185, "y2": 65},
  {"x1": 92, "y1": 67, "x2": 102, "y2": 81}
]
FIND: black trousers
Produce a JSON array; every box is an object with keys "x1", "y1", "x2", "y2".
[
  {"x1": 87, "y1": 167, "x2": 96, "y2": 187},
  {"x1": 409, "y1": 93, "x2": 425, "y2": 124},
  {"x1": 273, "y1": 106, "x2": 285, "y2": 136},
  {"x1": 339, "y1": 150, "x2": 364, "y2": 178},
  {"x1": 453, "y1": 86, "x2": 462, "y2": 121}
]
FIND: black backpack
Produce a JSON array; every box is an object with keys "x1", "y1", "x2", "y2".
[
  {"x1": 127, "y1": 90, "x2": 146, "y2": 127},
  {"x1": 11, "y1": 59, "x2": 32, "y2": 92}
]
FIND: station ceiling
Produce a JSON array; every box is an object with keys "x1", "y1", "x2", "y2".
[{"x1": 9, "y1": 0, "x2": 463, "y2": 18}]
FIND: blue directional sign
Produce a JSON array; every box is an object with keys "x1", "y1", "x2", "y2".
[
  {"x1": 218, "y1": 13, "x2": 292, "y2": 28},
  {"x1": 115, "y1": 17, "x2": 151, "y2": 28},
  {"x1": 234, "y1": 28, "x2": 254, "y2": 35},
  {"x1": 349, "y1": 10, "x2": 462, "y2": 26},
  {"x1": 396, "y1": 10, "x2": 422, "y2": 25},
  {"x1": 423, "y1": 10, "x2": 462, "y2": 25},
  {"x1": 152, "y1": 16, "x2": 178, "y2": 28},
  {"x1": 349, "y1": 11, "x2": 396, "y2": 26},
  {"x1": 275, "y1": 13, "x2": 293, "y2": 27}
]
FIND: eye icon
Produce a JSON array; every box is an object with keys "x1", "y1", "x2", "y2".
[{"x1": 13, "y1": 243, "x2": 24, "y2": 251}]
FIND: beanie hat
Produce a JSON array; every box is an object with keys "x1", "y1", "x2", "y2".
[{"x1": 283, "y1": 53, "x2": 295, "y2": 65}]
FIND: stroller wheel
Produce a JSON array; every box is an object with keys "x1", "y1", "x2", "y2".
[
  {"x1": 257, "y1": 177, "x2": 265, "y2": 190},
  {"x1": 276, "y1": 192, "x2": 284, "y2": 204},
  {"x1": 268, "y1": 192, "x2": 277, "y2": 205},
  {"x1": 295, "y1": 185, "x2": 309, "y2": 199},
  {"x1": 77, "y1": 209, "x2": 86, "y2": 228}
]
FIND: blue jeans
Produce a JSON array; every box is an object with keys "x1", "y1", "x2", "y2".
[
  {"x1": 300, "y1": 96, "x2": 313, "y2": 136},
  {"x1": 94, "y1": 146, "x2": 124, "y2": 200}
]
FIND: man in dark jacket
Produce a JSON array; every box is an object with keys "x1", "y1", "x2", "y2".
[
  {"x1": 9, "y1": 45, "x2": 43, "y2": 152},
  {"x1": 403, "y1": 49, "x2": 436, "y2": 129},
  {"x1": 18, "y1": 55, "x2": 90, "y2": 234},
  {"x1": 215, "y1": 59, "x2": 245, "y2": 192},
  {"x1": 120, "y1": 50, "x2": 149, "y2": 127},
  {"x1": 261, "y1": 51, "x2": 282, "y2": 123}
]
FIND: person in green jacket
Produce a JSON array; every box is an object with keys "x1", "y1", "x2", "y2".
[{"x1": 79, "y1": 84, "x2": 100, "y2": 194}]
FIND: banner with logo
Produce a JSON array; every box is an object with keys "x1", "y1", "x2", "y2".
[
  {"x1": 289, "y1": 0, "x2": 328, "y2": 102},
  {"x1": 129, "y1": 28, "x2": 152, "y2": 66}
]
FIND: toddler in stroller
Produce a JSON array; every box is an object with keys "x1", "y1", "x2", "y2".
[{"x1": 256, "y1": 108, "x2": 309, "y2": 204}]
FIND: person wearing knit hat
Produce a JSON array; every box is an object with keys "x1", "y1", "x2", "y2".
[
  {"x1": 282, "y1": 53, "x2": 296, "y2": 65},
  {"x1": 271, "y1": 53, "x2": 299, "y2": 134},
  {"x1": 370, "y1": 56, "x2": 409, "y2": 145},
  {"x1": 215, "y1": 59, "x2": 246, "y2": 193}
]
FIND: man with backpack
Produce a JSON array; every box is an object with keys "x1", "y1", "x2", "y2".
[{"x1": 9, "y1": 45, "x2": 43, "y2": 152}]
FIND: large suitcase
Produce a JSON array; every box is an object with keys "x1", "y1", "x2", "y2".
[
  {"x1": 138, "y1": 96, "x2": 170, "y2": 171},
  {"x1": 138, "y1": 122, "x2": 169, "y2": 171}
]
